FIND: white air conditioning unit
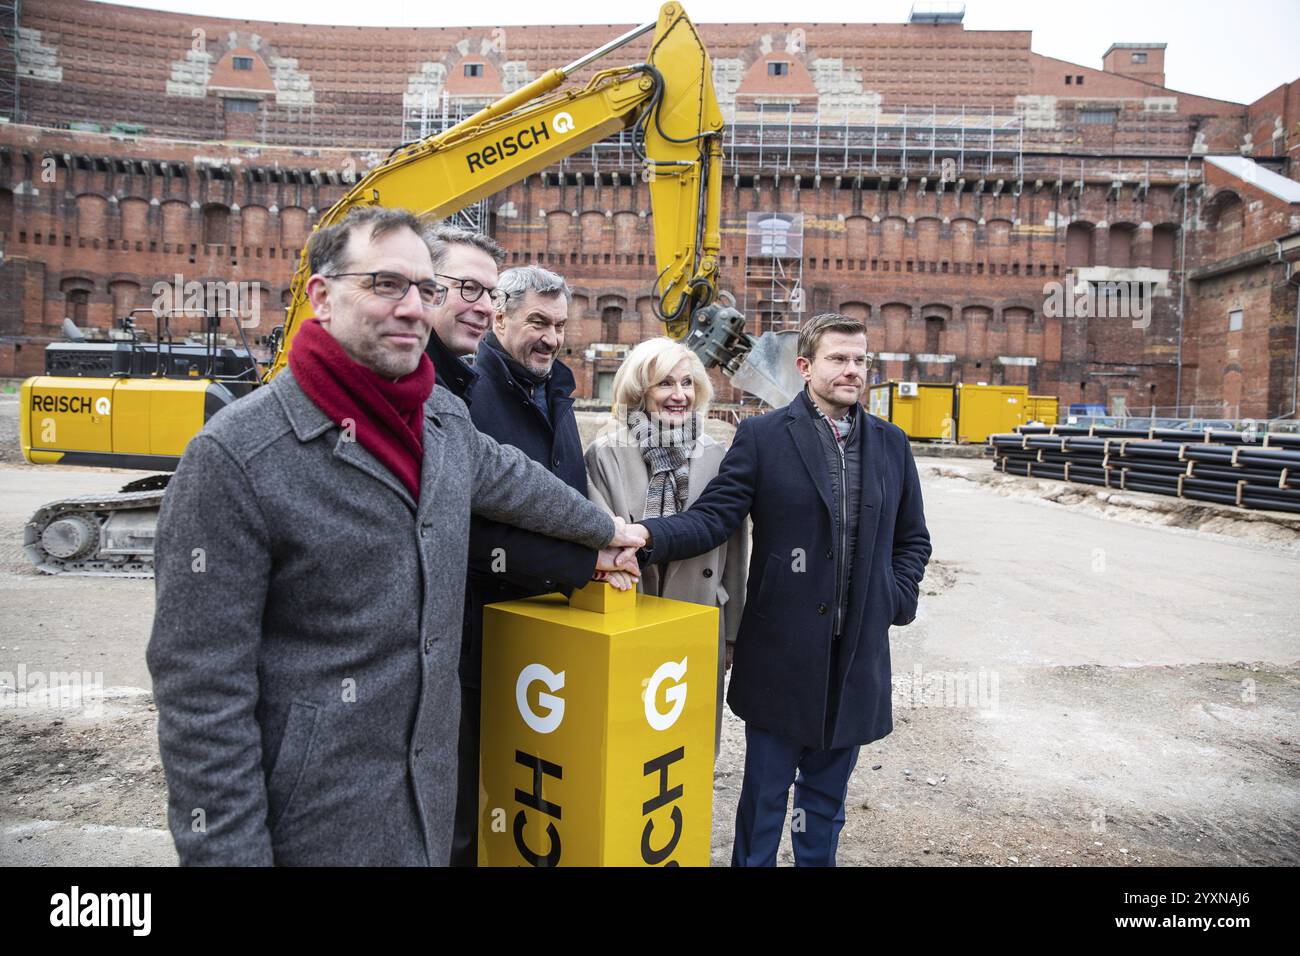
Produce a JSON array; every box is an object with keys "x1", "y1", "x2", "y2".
[{"x1": 898, "y1": 382, "x2": 919, "y2": 397}]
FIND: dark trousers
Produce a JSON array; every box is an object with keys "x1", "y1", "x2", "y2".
[
  {"x1": 731, "y1": 723, "x2": 861, "y2": 867},
  {"x1": 449, "y1": 685, "x2": 480, "y2": 868}
]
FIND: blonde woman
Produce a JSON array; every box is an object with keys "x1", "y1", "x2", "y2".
[{"x1": 584, "y1": 337, "x2": 748, "y2": 756}]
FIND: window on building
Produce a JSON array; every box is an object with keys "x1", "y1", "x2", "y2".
[
  {"x1": 1076, "y1": 75, "x2": 1084, "y2": 85},
  {"x1": 233, "y1": 56, "x2": 254, "y2": 71},
  {"x1": 596, "y1": 372, "x2": 615, "y2": 402},
  {"x1": 225, "y1": 98, "x2": 258, "y2": 113},
  {"x1": 1080, "y1": 109, "x2": 1117, "y2": 125},
  {"x1": 1066, "y1": 222, "x2": 1096, "y2": 268},
  {"x1": 757, "y1": 216, "x2": 792, "y2": 256},
  {"x1": 1065, "y1": 75, "x2": 1072, "y2": 85},
  {"x1": 1228, "y1": 309, "x2": 1243, "y2": 332},
  {"x1": 67, "y1": 289, "x2": 90, "y2": 325},
  {"x1": 203, "y1": 205, "x2": 230, "y2": 246},
  {"x1": 601, "y1": 306, "x2": 622, "y2": 343},
  {"x1": 1151, "y1": 224, "x2": 1178, "y2": 269},
  {"x1": 768, "y1": 61, "x2": 789, "y2": 77},
  {"x1": 1131, "y1": 52, "x2": 1147, "y2": 64},
  {"x1": 924, "y1": 316, "x2": 943, "y2": 354},
  {"x1": 464, "y1": 63, "x2": 483, "y2": 78}
]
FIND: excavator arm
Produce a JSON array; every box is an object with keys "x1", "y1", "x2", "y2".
[{"x1": 266, "y1": 2, "x2": 750, "y2": 382}]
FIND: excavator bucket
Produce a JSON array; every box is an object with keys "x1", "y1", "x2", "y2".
[{"x1": 730, "y1": 329, "x2": 803, "y2": 409}]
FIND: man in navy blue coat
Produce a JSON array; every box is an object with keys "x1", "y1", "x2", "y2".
[
  {"x1": 461, "y1": 264, "x2": 606, "y2": 689},
  {"x1": 628, "y1": 313, "x2": 932, "y2": 866}
]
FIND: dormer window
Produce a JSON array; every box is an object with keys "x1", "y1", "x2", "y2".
[
  {"x1": 464, "y1": 63, "x2": 484, "y2": 78},
  {"x1": 768, "y1": 61, "x2": 789, "y2": 77},
  {"x1": 233, "y1": 56, "x2": 253, "y2": 71},
  {"x1": 1131, "y1": 52, "x2": 1147, "y2": 64}
]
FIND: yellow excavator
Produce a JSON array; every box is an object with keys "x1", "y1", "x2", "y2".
[{"x1": 19, "y1": 2, "x2": 801, "y2": 576}]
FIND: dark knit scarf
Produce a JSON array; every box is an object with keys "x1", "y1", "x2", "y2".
[
  {"x1": 288, "y1": 318, "x2": 435, "y2": 502},
  {"x1": 628, "y1": 409, "x2": 700, "y2": 519},
  {"x1": 482, "y1": 328, "x2": 552, "y2": 419}
]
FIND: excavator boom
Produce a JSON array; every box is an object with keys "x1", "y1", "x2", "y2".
[{"x1": 267, "y1": 1, "x2": 728, "y2": 378}]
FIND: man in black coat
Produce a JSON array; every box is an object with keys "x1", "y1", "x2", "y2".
[
  {"x1": 422, "y1": 225, "x2": 503, "y2": 403},
  {"x1": 424, "y1": 250, "x2": 637, "y2": 866},
  {"x1": 627, "y1": 313, "x2": 932, "y2": 866}
]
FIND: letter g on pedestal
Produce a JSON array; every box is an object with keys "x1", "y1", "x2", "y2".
[
  {"x1": 644, "y1": 658, "x2": 687, "y2": 731},
  {"x1": 516, "y1": 662, "x2": 565, "y2": 734}
]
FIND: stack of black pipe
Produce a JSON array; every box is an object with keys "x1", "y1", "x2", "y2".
[{"x1": 986, "y1": 424, "x2": 1300, "y2": 515}]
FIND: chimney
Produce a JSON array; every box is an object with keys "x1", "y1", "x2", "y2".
[{"x1": 1102, "y1": 43, "x2": 1166, "y2": 88}]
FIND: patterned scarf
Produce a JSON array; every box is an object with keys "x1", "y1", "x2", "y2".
[
  {"x1": 806, "y1": 386, "x2": 856, "y2": 443},
  {"x1": 629, "y1": 409, "x2": 700, "y2": 519}
]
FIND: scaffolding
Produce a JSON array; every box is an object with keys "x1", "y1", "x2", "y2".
[
  {"x1": 0, "y1": 0, "x2": 20, "y2": 122},
  {"x1": 743, "y1": 212, "x2": 805, "y2": 336},
  {"x1": 542, "y1": 99, "x2": 1034, "y2": 180},
  {"x1": 387, "y1": 88, "x2": 1208, "y2": 269},
  {"x1": 401, "y1": 91, "x2": 492, "y2": 235},
  {"x1": 397, "y1": 91, "x2": 1205, "y2": 190},
  {"x1": 725, "y1": 98, "x2": 1025, "y2": 179}
]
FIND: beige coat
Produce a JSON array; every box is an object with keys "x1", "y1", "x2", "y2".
[{"x1": 584, "y1": 427, "x2": 749, "y2": 753}]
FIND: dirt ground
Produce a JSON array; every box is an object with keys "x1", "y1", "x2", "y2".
[{"x1": 1, "y1": 389, "x2": 1297, "y2": 866}]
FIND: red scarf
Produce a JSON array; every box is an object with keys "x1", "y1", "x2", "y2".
[{"x1": 288, "y1": 319, "x2": 435, "y2": 502}]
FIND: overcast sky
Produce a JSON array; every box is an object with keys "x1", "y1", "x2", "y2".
[{"x1": 105, "y1": 0, "x2": 1300, "y2": 105}]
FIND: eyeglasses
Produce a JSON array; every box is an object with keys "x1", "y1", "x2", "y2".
[
  {"x1": 818, "y1": 354, "x2": 872, "y2": 371},
  {"x1": 434, "y1": 274, "x2": 510, "y2": 310},
  {"x1": 324, "y1": 271, "x2": 447, "y2": 307}
]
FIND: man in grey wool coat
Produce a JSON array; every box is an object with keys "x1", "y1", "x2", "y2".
[{"x1": 147, "y1": 206, "x2": 643, "y2": 866}]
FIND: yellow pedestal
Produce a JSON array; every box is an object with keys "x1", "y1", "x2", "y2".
[{"x1": 478, "y1": 581, "x2": 718, "y2": 867}]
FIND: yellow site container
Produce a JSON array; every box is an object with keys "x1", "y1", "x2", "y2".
[
  {"x1": 867, "y1": 381, "x2": 957, "y2": 441},
  {"x1": 479, "y1": 581, "x2": 718, "y2": 867},
  {"x1": 956, "y1": 383, "x2": 1029, "y2": 443},
  {"x1": 1026, "y1": 395, "x2": 1059, "y2": 426}
]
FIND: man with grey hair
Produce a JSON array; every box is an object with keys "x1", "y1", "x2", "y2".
[{"x1": 449, "y1": 261, "x2": 636, "y2": 866}]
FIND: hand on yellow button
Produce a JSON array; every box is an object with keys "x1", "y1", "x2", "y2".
[{"x1": 595, "y1": 546, "x2": 640, "y2": 591}]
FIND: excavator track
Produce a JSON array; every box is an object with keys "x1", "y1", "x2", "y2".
[{"x1": 23, "y1": 486, "x2": 167, "y2": 577}]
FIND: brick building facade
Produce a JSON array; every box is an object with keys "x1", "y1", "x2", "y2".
[{"x1": 2, "y1": 0, "x2": 1298, "y2": 418}]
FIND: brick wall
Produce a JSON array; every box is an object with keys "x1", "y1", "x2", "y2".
[{"x1": 4, "y1": 0, "x2": 1298, "y2": 418}]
